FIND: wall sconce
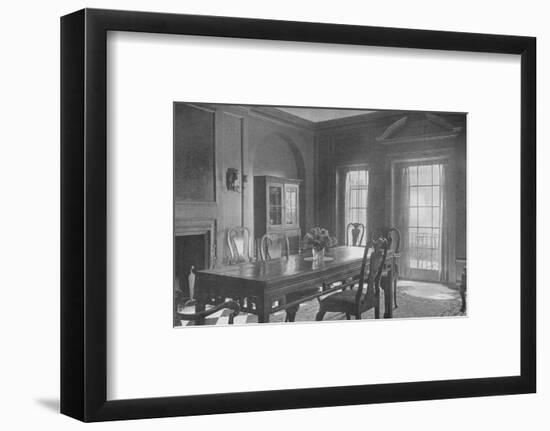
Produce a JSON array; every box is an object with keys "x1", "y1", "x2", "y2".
[{"x1": 226, "y1": 168, "x2": 241, "y2": 192}]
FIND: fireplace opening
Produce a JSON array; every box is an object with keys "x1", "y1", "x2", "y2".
[{"x1": 175, "y1": 233, "x2": 209, "y2": 299}]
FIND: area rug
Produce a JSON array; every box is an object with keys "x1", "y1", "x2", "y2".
[{"x1": 176, "y1": 280, "x2": 464, "y2": 327}]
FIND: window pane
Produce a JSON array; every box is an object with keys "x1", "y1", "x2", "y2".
[
  {"x1": 433, "y1": 228, "x2": 440, "y2": 249},
  {"x1": 269, "y1": 207, "x2": 281, "y2": 225},
  {"x1": 418, "y1": 165, "x2": 432, "y2": 185},
  {"x1": 433, "y1": 164, "x2": 440, "y2": 185},
  {"x1": 409, "y1": 166, "x2": 418, "y2": 185},
  {"x1": 418, "y1": 228, "x2": 432, "y2": 248},
  {"x1": 418, "y1": 186, "x2": 432, "y2": 206},
  {"x1": 360, "y1": 208, "x2": 367, "y2": 223},
  {"x1": 418, "y1": 248, "x2": 430, "y2": 269},
  {"x1": 410, "y1": 187, "x2": 418, "y2": 206},
  {"x1": 418, "y1": 207, "x2": 432, "y2": 227},
  {"x1": 269, "y1": 186, "x2": 281, "y2": 206},
  {"x1": 409, "y1": 208, "x2": 417, "y2": 226},
  {"x1": 285, "y1": 188, "x2": 297, "y2": 225},
  {"x1": 359, "y1": 170, "x2": 366, "y2": 185},
  {"x1": 432, "y1": 249, "x2": 441, "y2": 270},
  {"x1": 433, "y1": 207, "x2": 440, "y2": 225},
  {"x1": 409, "y1": 227, "x2": 418, "y2": 247},
  {"x1": 433, "y1": 186, "x2": 440, "y2": 206}
]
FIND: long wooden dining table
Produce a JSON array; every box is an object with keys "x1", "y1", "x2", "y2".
[
  {"x1": 195, "y1": 246, "x2": 396, "y2": 324},
  {"x1": 195, "y1": 246, "x2": 397, "y2": 324}
]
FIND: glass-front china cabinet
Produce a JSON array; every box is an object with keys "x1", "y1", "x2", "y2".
[{"x1": 254, "y1": 176, "x2": 302, "y2": 254}]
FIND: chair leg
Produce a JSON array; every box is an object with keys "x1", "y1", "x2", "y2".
[
  {"x1": 345, "y1": 312, "x2": 351, "y2": 320},
  {"x1": 316, "y1": 310, "x2": 326, "y2": 321},
  {"x1": 393, "y1": 266, "x2": 399, "y2": 309},
  {"x1": 355, "y1": 313, "x2": 362, "y2": 320}
]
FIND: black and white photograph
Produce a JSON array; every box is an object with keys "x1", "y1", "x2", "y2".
[
  {"x1": 173, "y1": 104, "x2": 467, "y2": 327},
  {"x1": 1, "y1": 0, "x2": 544, "y2": 428}
]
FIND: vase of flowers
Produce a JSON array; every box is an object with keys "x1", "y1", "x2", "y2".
[{"x1": 302, "y1": 227, "x2": 337, "y2": 264}]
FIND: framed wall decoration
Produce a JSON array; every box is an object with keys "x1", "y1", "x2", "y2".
[{"x1": 61, "y1": 8, "x2": 536, "y2": 422}]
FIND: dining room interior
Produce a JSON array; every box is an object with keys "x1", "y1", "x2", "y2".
[{"x1": 173, "y1": 102, "x2": 467, "y2": 327}]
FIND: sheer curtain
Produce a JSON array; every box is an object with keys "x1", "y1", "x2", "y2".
[
  {"x1": 344, "y1": 170, "x2": 368, "y2": 246},
  {"x1": 399, "y1": 167, "x2": 410, "y2": 277},
  {"x1": 439, "y1": 163, "x2": 449, "y2": 283}
]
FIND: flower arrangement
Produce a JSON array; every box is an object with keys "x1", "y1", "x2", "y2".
[{"x1": 302, "y1": 227, "x2": 337, "y2": 251}]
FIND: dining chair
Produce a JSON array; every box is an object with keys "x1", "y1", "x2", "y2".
[
  {"x1": 227, "y1": 226, "x2": 251, "y2": 264},
  {"x1": 259, "y1": 233, "x2": 289, "y2": 261},
  {"x1": 316, "y1": 236, "x2": 388, "y2": 321},
  {"x1": 259, "y1": 233, "x2": 320, "y2": 323},
  {"x1": 177, "y1": 299, "x2": 241, "y2": 325},
  {"x1": 371, "y1": 227, "x2": 401, "y2": 308},
  {"x1": 346, "y1": 222, "x2": 366, "y2": 246},
  {"x1": 258, "y1": 233, "x2": 302, "y2": 322},
  {"x1": 340, "y1": 222, "x2": 367, "y2": 291}
]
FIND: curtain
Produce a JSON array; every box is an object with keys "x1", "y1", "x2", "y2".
[
  {"x1": 439, "y1": 163, "x2": 449, "y2": 283},
  {"x1": 344, "y1": 170, "x2": 368, "y2": 245},
  {"x1": 399, "y1": 167, "x2": 410, "y2": 277}
]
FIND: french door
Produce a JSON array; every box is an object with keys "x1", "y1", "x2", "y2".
[{"x1": 407, "y1": 163, "x2": 443, "y2": 281}]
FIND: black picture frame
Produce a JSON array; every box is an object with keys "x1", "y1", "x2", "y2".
[{"x1": 61, "y1": 8, "x2": 536, "y2": 422}]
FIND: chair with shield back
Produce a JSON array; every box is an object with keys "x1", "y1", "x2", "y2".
[
  {"x1": 259, "y1": 232, "x2": 290, "y2": 262},
  {"x1": 258, "y1": 233, "x2": 302, "y2": 322},
  {"x1": 316, "y1": 236, "x2": 388, "y2": 321},
  {"x1": 227, "y1": 226, "x2": 251, "y2": 264},
  {"x1": 342, "y1": 222, "x2": 367, "y2": 291},
  {"x1": 372, "y1": 227, "x2": 401, "y2": 308},
  {"x1": 346, "y1": 222, "x2": 366, "y2": 246}
]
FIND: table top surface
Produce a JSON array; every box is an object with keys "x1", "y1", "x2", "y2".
[{"x1": 198, "y1": 246, "x2": 377, "y2": 282}]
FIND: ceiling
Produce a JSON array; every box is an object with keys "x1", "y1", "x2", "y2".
[{"x1": 275, "y1": 107, "x2": 375, "y2": 123}]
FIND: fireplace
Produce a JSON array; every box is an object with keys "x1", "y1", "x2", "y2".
[
  {"x1": 175, "y1": 233, "x2": 209, "y2": 297},
  {"x1": 174, "y1": 218, "x2": 216, "y2": 297}
]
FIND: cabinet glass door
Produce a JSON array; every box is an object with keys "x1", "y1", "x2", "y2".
[
  {"x1": 268, "y1": 185, "x2": 283, "y2": 225},
  {"x1": 285, "y1": 185, "x2": 298, "y2": 226}
]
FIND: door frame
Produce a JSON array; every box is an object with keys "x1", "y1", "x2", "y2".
[{"x1": 388, "y1": 148, "x2": 457, "y2": 286}]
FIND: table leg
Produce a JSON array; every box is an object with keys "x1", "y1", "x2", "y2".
[
  {"x1": 258, "y1": 300, "x2": 271, "y2": 323},
  {"x1": 258, "y1": 311, "x2": 270, "y2": 323}
]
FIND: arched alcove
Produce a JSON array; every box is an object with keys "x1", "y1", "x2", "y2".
[
  {"x1": 252, "y1": 133, "x2": 305, "y2": 180},
  {"x1": 251, "y1": 132, "x2": 307, "y2": 233}
]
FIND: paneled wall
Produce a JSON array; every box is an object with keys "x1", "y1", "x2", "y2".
[
  {"x1": 174, "y1": 103, "x2": 315, "y2": 266},
  {"x1": 174, "y1": 104, "x2": 466, "y2": 283},
  {"x1": 315, "y1": 111, "x2": 467, "y2": 286}
]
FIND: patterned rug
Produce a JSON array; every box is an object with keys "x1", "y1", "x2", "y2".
[{"x1": 175, "y1": 280, "x2": 464, "y2": 327}]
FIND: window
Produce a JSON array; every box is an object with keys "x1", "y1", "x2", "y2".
[
  {"x1": 344, "y1": 169, "x2": 368, "y2": 246},
  {"x1": 407, "y1": 164, "x2": 442, "y2": 271}
]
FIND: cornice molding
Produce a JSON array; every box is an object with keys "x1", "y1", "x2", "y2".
[
  {"x1": 379, "y1": 132, "x2": 462, "y2": 146},
  {"x1": 249, "y1": 106, "x2": 316, "y2": 132},
  {"x1": 315, "y1": 110, "x2": 403, "y2": 131},
  {"x1": 175, "y1": 103, "x2": 464, "y2": 139}
]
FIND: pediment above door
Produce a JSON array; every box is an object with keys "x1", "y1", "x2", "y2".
[{"x1": 376, "y1": 113, "x2": 464, "y2": 145}]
